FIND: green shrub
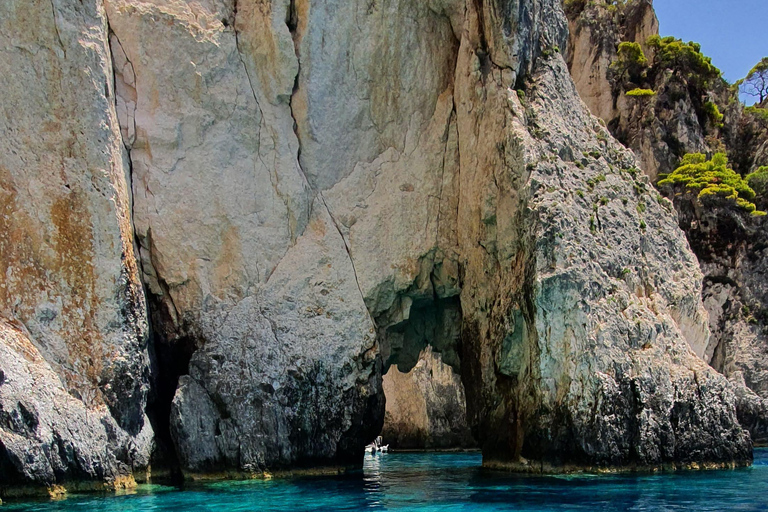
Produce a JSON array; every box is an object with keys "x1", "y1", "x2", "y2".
[
  {"x1": 611, "y1": 42, "x2": 649, "y2": 84},
  {"x1": 745, "y1": 105, "x2": 768, "y2": 123},
  {"x1": 646, "y1": 35, "x2": 721, "y2": 90},
  {"x1": 587, "y1": 173, "x2": 606, "y2": 190},
  {"x1": 703, "y1": 100, "x2": 724, "y2": 126},
  {"x1": 626, "y1": 88, "x2": 656, "y2": 97},
  {"x1": 658, "y1": 153, "x2": 762, "y2": 214},
  {"x1": 747, "y1": 166, "x2": 768, "y2": 197}
]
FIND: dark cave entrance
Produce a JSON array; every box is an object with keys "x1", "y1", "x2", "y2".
[
  {"x1": 376, "y1": 295, "x2": 476, "y2": 449},
  {"x1": 144, "y1": 296, "x2": 198, "y2": 482}
]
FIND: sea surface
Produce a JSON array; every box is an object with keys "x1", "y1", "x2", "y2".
[{"x1": 6, "y1": 449, "x2": 768, "y2": 511}]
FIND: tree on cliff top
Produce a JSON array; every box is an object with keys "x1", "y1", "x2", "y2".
[
  {"x1": 646, "y1": 35, "x2": 721, "y2": 91},
  {"x1": 658, "y1": 153, "x2": 765, "y2": 216},
  {"x1": 740, "y1": 57, "x2": 768, "y2": 104},
  {"x1": 610, "y1": 42, "x2": 648, "y2": 85}
]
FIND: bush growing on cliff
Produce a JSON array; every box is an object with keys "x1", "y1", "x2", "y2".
[
  {"x1": 658, "y1": 153, "x2": 764, "y2": 215},
  {"x1": 704, "y1": 100, "x2": 724, "y2": 127},
  {"x1": 626, "y1": 88, "x2": 656, "y2": 97},
  {"x1": 611, "y1": 42, "x2": 649, "y2": 85},
  {"x1": 747, "y1": 166, "x2": 768, "y2": 198},
  {"x1": 646, "y1": 35, "x2": 721, "y2": 90}
]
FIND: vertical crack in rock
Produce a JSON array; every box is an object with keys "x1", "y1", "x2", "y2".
[
  {"x1": 106, "y1": 18, "x2": 191, "y2": 478},
  {"x1": 232, "y1": 0, "x2": 299, "y2": 247},
  {"x1": 282, "y1": 0, "x2": 373, "y2": 323},
  {"x1": 109, "y1": 33, "x2": 137, "y2": 150},
  {"x1": 49, "y1": 0, "x2": 66, "y2": 58},
  {"x1": 109, "y1": 30, "x2": 141, "y2": 273}
]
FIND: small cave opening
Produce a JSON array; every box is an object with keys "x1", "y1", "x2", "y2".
[
  {"x1": 376, "y1": 295, "x2": 476, "y2": 450},
  {"x1": 144, "y1": 298, "x2": 198, "y2": 483}
]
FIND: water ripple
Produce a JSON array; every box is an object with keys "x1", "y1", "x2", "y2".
[{"x1": 5, "y1": 449, "x2": 767, "y2": 511}]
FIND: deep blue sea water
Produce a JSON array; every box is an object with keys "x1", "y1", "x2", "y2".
[{"x1": 5, "y1": 449, "x2": 768, "y2": 511}]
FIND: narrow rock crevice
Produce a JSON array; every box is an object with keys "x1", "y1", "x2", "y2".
[
  {"x1": 106, "y1": 20, "x2": 190, "y2": 481},
  {"x1": 49, "y1": 0, "x2": 66, "y2": 58}
]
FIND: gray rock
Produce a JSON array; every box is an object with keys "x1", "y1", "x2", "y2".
[
  {"x1": 0, "y1": 0, "x2": 761, "y2": 490},
  {"x1": 452, "y1": 0, "x2": 750, "y2": 467},
  {"x1": 0, "y1": 0, "x2": 152, "y2": 496},
  {"x1": 674, "y1": 199, "x2": 768, "y2": 409},
  {"x1": 0, "y1": 320, "x2": 152, "y2": 493}
]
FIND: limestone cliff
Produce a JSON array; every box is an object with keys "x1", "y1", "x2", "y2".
[
  {"x1": 0, "y1": 0, "x2": 152, "y2": 495},
  {"x1": 565, "y1": 0, "x2": 768, "y2": 444},
  {"x1": 565, "y1": 0, "x2": 713, "y2": 181},
  {"x1": 0, "y1": 0, "x2": 760, "y2": 497}
]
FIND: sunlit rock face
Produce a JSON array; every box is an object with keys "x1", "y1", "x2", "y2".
[
  {"x1": 564, "y1": 0, "x2": 768, "y2": 446},
  {"x1": 0, "y1": 0, "x2": 152, "y2": 493},
  {"x1": 382, "y1": 347, "x2": 475, "y2": 450},
  {"x1": 0, "y1": 0, "x2": 758, "y2": 495}
]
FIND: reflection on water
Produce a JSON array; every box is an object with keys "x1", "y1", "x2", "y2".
[{"x1": 5, "y1": 449, "x2": 767, "y2": 511}]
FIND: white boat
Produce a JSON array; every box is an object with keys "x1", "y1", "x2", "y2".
[{"x1": 365, "y1": 436, "x2": 388, "y2": 454}]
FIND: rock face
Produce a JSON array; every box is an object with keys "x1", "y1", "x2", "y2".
[
  {"x1": 0, "y1": 0, "x2": 761, "y2": 495},
  {"x1": 0, "y1": 321, "x2": 152, "y2": 495},
  {"x1": 565, "y1": 0, "x2": 768, "y2": 445},
  {"x1": 0, "y1": 0, "x2": 152, "y2": 495},
  {"x1": 382, "y1": 347, "x2": 474, "y2": 449},
  {"x1": 565, "y1": 0, "x2": 714, "y2": 181},
  {"x1": 452, "y1": 0, "x2": 748, "y2": 467},
  {"x1": 672, "y1": 198, "x2": 768, "y2": 443},
  {"x1": 565, "y1": 0, "x2": 658, "y2": 123}
]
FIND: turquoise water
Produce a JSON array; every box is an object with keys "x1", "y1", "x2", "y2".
[{"x1": 5, "y1": 449, "x2": 768, "y2": 511}]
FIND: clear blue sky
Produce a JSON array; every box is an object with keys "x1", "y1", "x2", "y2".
[{"x1": 655, "y1": 0, "x2": 768, "y2": 102}]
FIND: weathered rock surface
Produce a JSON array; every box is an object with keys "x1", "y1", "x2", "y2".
[
  {"x1": 668, "y1": 197, "x2": 768, "y2": 443},
  {"x1": 105, "y1": 0, "x2": 382, "y2": 474},
  {"x1": 0, "y1": 0, "x2": 152, "y2": 495},
  {"x1": 0, "y1": 0, "x2": 762, "y2": 493},
  {"x1": 565, "y1": 0, "x2": 717, "y2": 181},
  {"x1": 382, "y1": 347, "x2": 474, "y2": 449},
  {"x1": 565, "y1": 0, "x2": 658, "y2": 124},
  {"x1": 0, "y1": 321, "x2": 152, "y2": 495},
  {"x1": 444, "y1": 0, "x2": 746, "y2": 470}
]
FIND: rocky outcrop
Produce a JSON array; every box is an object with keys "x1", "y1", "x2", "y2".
[
  {"x1": 565, "y1": 0, "x2": 715, "y2": 181},
  {"x1": 452, "y1": 0, "x2": 748, "y2": 466},
  {"x1": 564, "y1": 0, "x2": 768, "y2": 446},
  {"x1": 669, "y1": 197, "x2": 768, "y2": 443},
  {"x1": 0, "y1": 0, "x2": 152, "y2": 496},
  {"x1": 0, "y1": 0, "x2": 761, "y2": 495},
  {"x1": 382, "y1": 347, "x2": 474, "y2": 449},
  {"x1": 565, "y1": 0, "x2": 658, "y2": 123},
  {"x1": 0, "y1": 321, "x2": 152, "y2": 496}
]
